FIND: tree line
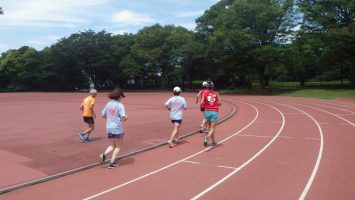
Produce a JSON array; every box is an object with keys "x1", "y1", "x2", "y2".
[{"x1": 0, "y1": 0, "x2": 354, "y2": 91}]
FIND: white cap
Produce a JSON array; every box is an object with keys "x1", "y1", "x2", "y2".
[
  {"x1": 202, "y1": 81, "x2": 208, "y2": 87},
  {"x1": 90, "y1": 89, "x2": 97, "y2": 94},
  {"x1": 173, "y1": 86, "x2": 181, "y2": 93}
]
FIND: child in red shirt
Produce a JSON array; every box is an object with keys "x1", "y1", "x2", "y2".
[{"x1": 200, "y1": 81, "x2": 221, "y2": 147}]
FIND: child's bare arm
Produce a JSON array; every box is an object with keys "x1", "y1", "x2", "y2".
[{"x1": 121, "y1": 116, "x2": 128, "y2": 121}]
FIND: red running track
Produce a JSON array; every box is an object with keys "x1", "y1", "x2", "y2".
[
  {"x1": 0, "y1": 94, "x2": 354, "y2": 200},
  {"x1": 0, "y1": 92, "x2": 232, "y2": 189}
]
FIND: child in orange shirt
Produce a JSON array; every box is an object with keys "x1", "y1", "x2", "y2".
[{"x1": 79, "y1": 89, "x2": 97, "y2": 142}]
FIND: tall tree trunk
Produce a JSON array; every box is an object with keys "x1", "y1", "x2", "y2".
[
  {"x1": 264, "y1": 75, "x2": 270, "y2": 87},
  {"x1": 299, "y1": 74, "x2": 305, "y2": 87},
  {"x1": 161, "y1": 74, "x2": 166, "y2": 89},
  {"x1": 259, "y1": 65, "x2": 265, "y2": 89},
  {"x1": 351, "y1": 61, "x2": 355, "y2": 88},
  {"x1": 161, "y1": 66, "x2": 167, "y2": 89}
]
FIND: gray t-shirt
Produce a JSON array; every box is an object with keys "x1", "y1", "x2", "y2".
[
  {"x1": 165, "y1": 96, "x2": 187, "y2": 120},
  {"x1": 102, "y1": 100, "x2": 126, "y2": 134}
]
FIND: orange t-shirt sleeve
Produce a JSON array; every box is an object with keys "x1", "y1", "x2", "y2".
[{"x1": 82, "y1": 96, "x2": 95, "y2": 116}]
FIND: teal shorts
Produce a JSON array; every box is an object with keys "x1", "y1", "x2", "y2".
[{"x1": 204, "y1": 110, "x2": 219, "y2": 122}]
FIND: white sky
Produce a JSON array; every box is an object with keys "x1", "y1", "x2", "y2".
[{"x1": 0, "y1": 0, "x2": 219, "y2": 54}]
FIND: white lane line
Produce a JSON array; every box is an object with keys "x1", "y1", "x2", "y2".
[
  {"x1": 335, "y1": 113, "x2": 355, "y2": 116},
  {"x1": 296, "y1": 101, "x2": 355, "y2": 113},
  {"x1": 278, "y1": 136, "x2": 293, "y2": 139},
  {"x1": 182, "y1": 161, "x2": 238, "y2": 170},
  {"x1": 191, "y1": 101, "x2": 286, "y2": 200},
  {"x1": 306, "y1": 138, "x2": 320, "y2": 141},
  {"x1": 183, "y1": 160, "x2": 200, "y2": 165},
  {"x1": 218, "y1": 165, "x2": 238, "y2": 170},
  {"x1": 238, "y1": 134, "x2": 272, "y2": 138},
  {"x1": 238, "y1": 134, "x2": 292, "y2": 139},
  {"x1": 83, "y1": 102, "x2": 259, "y2": 200},
  {"x1": 250, "y1": 99, "x2": 324, "y2": 200},
  {"x1": 246, "y1": 97, "x2": 355, "y2": 127},
  {"x1": 278, "y1": 102, "x2": 355, "y2": 126},
  {"x1": 274, "y1": 98, "x2": 355, "y2": 110},
  {"x1": 287, "y1": 102, "x2": 355, "y2": 127},
  {"x1": 282, "y1": 106, "x2": 323, "y2": 200}
]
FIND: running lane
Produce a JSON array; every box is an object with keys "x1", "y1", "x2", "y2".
[
  {"x1": 1, "y1": 96, "x2": 354, "y2": 200},
  {"x1": 262, "y1": 97, "x2": 355, "y2": 200},
  {"x1": 0, "y1": 92, "x2": 231, "y2": 189},
  {"x1": 190, "y1": 98, "x2": 322, "y2": 200}
]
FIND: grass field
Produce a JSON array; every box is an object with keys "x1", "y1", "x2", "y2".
[
  {"x1": 219, "y1": 80, "x2": 354, "y2": 99},
  {"x1": 275, "y1": 89, "x2": 355, "y2": 99}
]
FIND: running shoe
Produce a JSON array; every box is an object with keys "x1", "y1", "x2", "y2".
[
  {"x1": 108, "y1": 162, "x2": 119, "y2": 169},
  {"x1": 203, "y1": 136, "x2": 208, "y2": 147},
  {"x1": 84, "y1": 137, "x2": 92, "y2": 142},
  {"x1": 199, "y1": 125, "x2": 203, "y2": 133},
  {"x1": 212, "y1": 142, "x2": 217, "y2": 147},
  {"x1": 173, "y1": 138, "x2": 180, "y2": 144},
  {"x1": 99, "y1": 154, "x2": 106, "y2": 164},
  {"x1": 78, "y1": 133, "x2": 85, "y2": 142},
  {"x1": 168, "y1": 140, "x2": 173, "y2": 148}
]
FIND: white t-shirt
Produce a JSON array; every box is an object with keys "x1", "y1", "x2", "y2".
[
  {"x1": 165, "y1": 96, "x2": 187, "y2": 120},
  {"x1": 101, "y1": 100, "x2": 126, "y2": 134}
]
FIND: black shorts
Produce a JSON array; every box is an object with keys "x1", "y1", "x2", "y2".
[
  {"x1": 171, "y1": 119, "x2": 182, "y2": 124},
  {"x1": 83, "y1": 116, "x2": 94, "y2": 124},
  {"x1": 108, "y1": 133, "x2": 124, "y2": 139}
]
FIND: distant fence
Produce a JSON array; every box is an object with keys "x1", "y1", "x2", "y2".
[{"x1": 251, "y1": 80, "x2": 351, "y2": 89}]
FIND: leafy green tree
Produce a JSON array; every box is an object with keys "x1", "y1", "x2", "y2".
[
  {"x1": 164, "y1": 27, "x2": 206, "y2": 88},
  {"x1": 73, "y1": 30, "x2": 116, "y2": 88},
  {"x1": 49, "y1": 37, "x2": 87, "y2": 90},
  {"x1": 298, "y1": 0, "x2": 355, "y2": 87},
  {"x1": 132, "y1": 24, "x2": 165, "y2": 87},
  {"x1": 132, "y1": 24, "x2": 196, "y2": 89},
  {"x1": 119, "y1": 55, "x2": 141, "y2": 86},
  {"x1": 290, "y1": 33, "x2": 323, "y2": 85},
  {"x1": 196, "y1": 0, "x2": 297, "y2": 89},
  {"x1": 111, "y1": 33, "x2": 140, "y2": 88},
  {"x1": 0, "y1": 47, "x2": 45, "y2": 90},
  {"x1": 0, "y1": 50, "x2": 15, "y2": 89},
  {"x1": 50, "y1": 30, "x2": 116, "y2": 89},
  {"x1": 172, "y1": 37, "x2": 207, "y2": 88}
]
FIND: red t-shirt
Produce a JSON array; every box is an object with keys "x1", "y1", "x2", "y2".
[
  {"x1": 197, "y1": 89, "x2": 208, "y2": 108},
  {"x1": 202, "y1": 90, "x2": 220, "y2": 112}
]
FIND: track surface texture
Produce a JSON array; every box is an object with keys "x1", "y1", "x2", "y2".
[{"x1": 0, "y1": 93, "x2": 354, "y2": 200}]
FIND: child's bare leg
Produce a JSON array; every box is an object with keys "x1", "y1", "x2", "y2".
[
  {"x1": 169, "y1": 123, "x2": 181, "y2": 147},
  {"x1": 111, "y1": 139, "x2": 123, "y2": 163},
  {"x1": 83, "y1": 124, "x2": 95, "y2": 138},
  {"x1": 207, "y1": 122, "x2": 216, "y2": 140}
]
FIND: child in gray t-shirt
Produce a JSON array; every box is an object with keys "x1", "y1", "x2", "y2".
[
  {"x1": 100, "y1": 88, "x2": 128, "y2": 169},
  {"x1": 164, "y1": 86, "x2": 187, "y2": 148}
]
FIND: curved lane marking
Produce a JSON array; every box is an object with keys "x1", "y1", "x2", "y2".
[
  {"x1": 191, "y1": 100, "x2": 285, "y2": 200},
  {"x1": 84, "y1": 101, "x2": 259, "y2": 200},
  {"x1": 274, "y1": 98, "x2": 355, "y2": 115},
  {"x1": 240, "y1": 97, "x2": 354, "y2": 127},
  {"x1": 285, "y1": 102, "x2": 355, "y2": 127},
  {"x1": 246, "y1": 98, "x2": 325, "y2": 200}
]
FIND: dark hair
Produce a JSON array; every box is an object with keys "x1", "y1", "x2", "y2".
[
  {"x1": 108, "y1": 88, "x2": 125, "y2": 100},
  {"x1": 207, "y1": 81, "x2": 214, "y2": 89}
]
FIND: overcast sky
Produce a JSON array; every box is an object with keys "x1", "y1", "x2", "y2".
[{"x1": 0, "y1": 0, "x2": 219, "y2": 54}]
